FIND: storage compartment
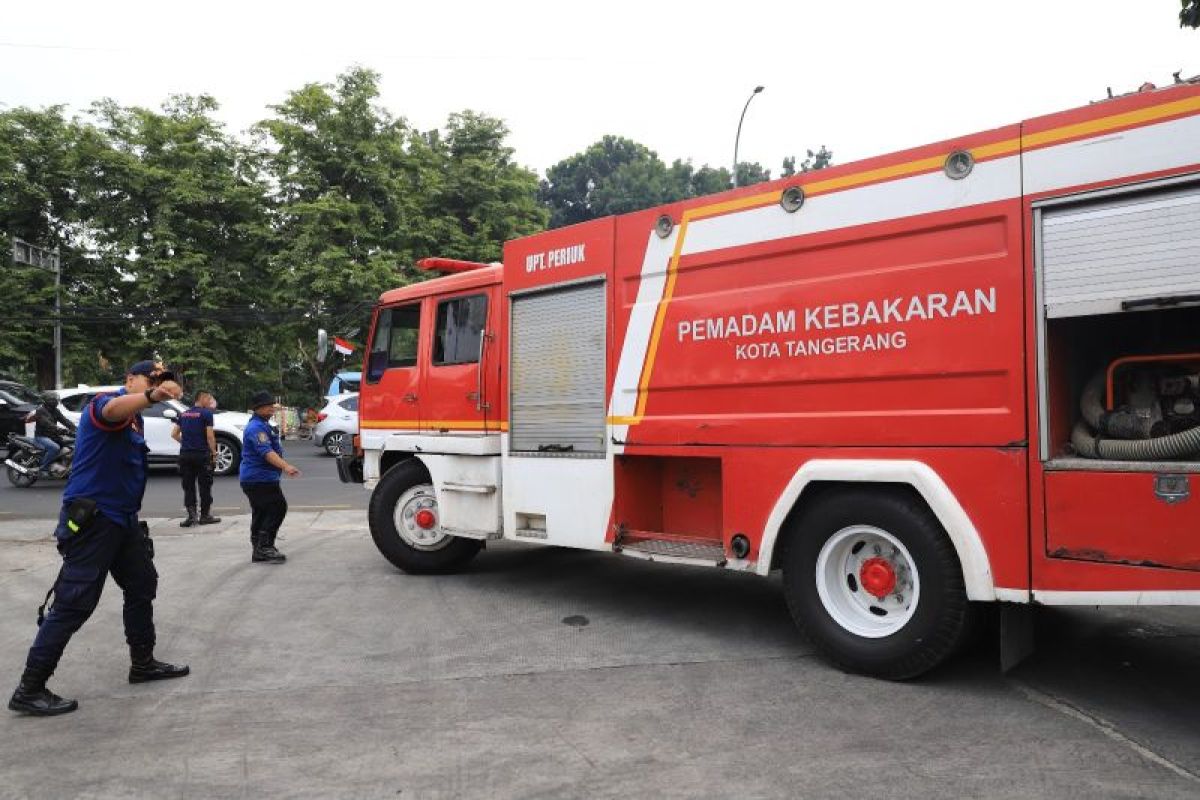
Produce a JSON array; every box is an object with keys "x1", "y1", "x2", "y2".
[
  {"x1": 1044, "y1": 307, "x2": 1200, "y2": 464},
  {"x1": 613, "y1": 455, "x2": 723, "y2": 542},
  {"x1": 1039, "y1": 177, "x2": 1200, "y2": 572}
]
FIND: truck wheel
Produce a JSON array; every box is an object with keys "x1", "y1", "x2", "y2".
[
  {"x1": 212, "y1": 437, "x2": 240, "y2": 477},
  {"x1": 780, "y1": 488, "x2": 973, "y2": 680},
  {"x1": 368, "y1": 460, "x2": 482, "y2": 574}
]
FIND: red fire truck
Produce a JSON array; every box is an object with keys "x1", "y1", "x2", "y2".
[{"x1": 338, "y1": 80, "x2": 1200, "y2": 678}]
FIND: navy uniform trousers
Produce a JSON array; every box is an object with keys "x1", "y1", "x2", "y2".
[
  {"x1": 26, "y1": 512, "x2": 157, "y2": 673},
  {"x1": 241, "y1": 482, "x2": 288, "y2": 537}
]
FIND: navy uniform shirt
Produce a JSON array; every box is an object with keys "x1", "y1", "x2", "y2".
[
  {"x1": 240, "y1": 415, "x2": 282, "y2": 483},
  {"x1": 177, "y1": 405, "x2": 214, "y2": 453},
  {"x1": 62, "y1": 389, "x2": 148, "y2": 527}
]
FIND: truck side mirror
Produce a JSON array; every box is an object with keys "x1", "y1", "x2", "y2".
[{"x1": 316, "y1": 329, "x2": 329, "y2": 363}]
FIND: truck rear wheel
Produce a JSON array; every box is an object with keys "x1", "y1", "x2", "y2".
[
  {"x1": 780, "y1": 488, "x2": 974, "y2": 680},
  {"x1": 368, "y1": 459, "x2": 482, "y2": 573}
]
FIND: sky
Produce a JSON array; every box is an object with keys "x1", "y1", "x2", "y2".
[{"x1": 2, "y1": 1, "x2": 1197, "y2": 178}]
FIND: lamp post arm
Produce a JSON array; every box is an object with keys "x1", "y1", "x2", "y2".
[{"x1": 732, "y1": 87, "x2": 764, "y2": 188}]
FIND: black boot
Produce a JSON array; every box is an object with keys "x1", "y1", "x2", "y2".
[
  {"x1": 8, "y1": 665, "x2": 78, "y2": 716},
  {"x1": 179, "y1": 507, "x2": 197, "y2": 528},
  {"x1": 128, "y1": 647, "x2": 190, "y2": 684},
  {"x1": 197, "y1": 510, "x2": 221, "y2": 525},
  {"x1": 251, "y1": 531, "x2": 284, "y2": 564},
  {"x1": 264, "y1": 529, "x2": 287, "y2": 562}
]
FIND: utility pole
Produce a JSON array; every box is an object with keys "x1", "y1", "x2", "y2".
[{"x1": 11, "y1": 237, "x2": 63, "y2": 389}]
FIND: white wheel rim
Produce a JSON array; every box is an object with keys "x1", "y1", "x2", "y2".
[
  {"x1": 214, "y1": 443, "x2": 234, "y2": 473},
  {"x1": 815, "y1": 525, "x2": 920, "y2": 639},
  {"x1": 393, "y1": 484, "x2": 450, "y2": 551}
]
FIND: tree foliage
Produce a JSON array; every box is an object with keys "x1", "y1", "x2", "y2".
[
  {"x1": 1183, "y1": 1, "x2": 1200, "y2": 28},
  {"x1": 0, "y1": 66, "x2": 819, "y2": 406},
  {"x1": 539, "y1": 137, "x2": 833, "y2": 229}
]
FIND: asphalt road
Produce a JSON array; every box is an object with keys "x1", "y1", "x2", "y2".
[
  {"x1": 0, "y1": 513, "x2": 1197, "y2": 798},
  {"x1": 1, "y1": 450, "x2": 1199, "y2": 796},
  {"x1": 0, "y1": 445, "x2": 367, "y2": 522}
]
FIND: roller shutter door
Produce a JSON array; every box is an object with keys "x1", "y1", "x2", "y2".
[
  {"x1": 1042, "y1": 182, "x2": 1200, "y2": 318},
  {"x1": 510, "y1": 282, "x2": 606, "y2": 455}
]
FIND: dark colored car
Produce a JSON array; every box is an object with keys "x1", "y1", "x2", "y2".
[{"x1": 0, "y1": 380, "x2": 41, "y2": 456}]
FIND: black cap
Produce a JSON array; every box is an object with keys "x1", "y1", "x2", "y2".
[{"x1": 249, "y1": 390, "x2": 276, "y2": 410}]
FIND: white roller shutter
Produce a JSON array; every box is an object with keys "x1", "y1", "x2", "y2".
[
  {"x1": 1042, "y1": 182, "x2": 1200, "y2": 318},
  {"x1": 510, "y1": 281, "x2": 606, "y2": 455}
]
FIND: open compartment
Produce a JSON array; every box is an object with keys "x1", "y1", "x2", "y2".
[
  {"x1": 1037, "y1": 175, "x2": 1200, "y2": 572},
  {"x1": 1044, "y1": 306, "x2": 1200, "y2": 470},
  {"x1": 613, "y1": 455, "x2": 724, "y2": 543}
]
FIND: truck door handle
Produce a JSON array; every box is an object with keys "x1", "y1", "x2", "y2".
[{"x1": 403, "y1": 393, "x2": 418, "y2": 404}]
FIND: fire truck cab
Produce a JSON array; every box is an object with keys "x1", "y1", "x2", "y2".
[{"x1": 347, "y1": 80, "x2": 1200, "y2": 678}]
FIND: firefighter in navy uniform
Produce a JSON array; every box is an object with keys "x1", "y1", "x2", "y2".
[
  {"x1": 240, "y1": 391, "x2": 301, "y2": 564},
  {"x1": 8, "y1": 361, "x2": 190, "y2": 717},
  {"x1": 171, "y1": 389, "x2": 221, "y2": 527}
]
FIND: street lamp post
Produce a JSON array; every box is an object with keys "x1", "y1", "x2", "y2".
[
  {"x1": 10, "y1": 237, "x2": 63, "y2": 388},
  {"x1": 733, "y1": 85, "x2": 765, "y2": 188}
]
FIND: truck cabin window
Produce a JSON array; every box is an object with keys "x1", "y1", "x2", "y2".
[
  {"x1": 433, "y1": 294, "x2": 488, "y2": 366},
  {"x1": 367, "y1": 304, "x2": 421, "y2": 382}
]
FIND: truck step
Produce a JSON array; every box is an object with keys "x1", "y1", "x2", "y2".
[{"x1": 614, "y1": 538, "x2": 727, "y2": 567}]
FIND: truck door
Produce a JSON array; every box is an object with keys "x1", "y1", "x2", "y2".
[
  {"x1": 420, "y1": 289, "x2": 496, "y2": 433},
  {"x1": 363, "y1": 302, "x2": 424, "y2": 432}
]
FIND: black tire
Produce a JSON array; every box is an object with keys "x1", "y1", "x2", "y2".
[
  {"x1": 368, "y1": 459, "x2": 482, "y2": 574},
  {"x1": 212, "y1": 436, "x2": 241, "y2": 477},
  {"x1": 322, "y1": 431, "x2": 348, "y2": 457},
  {"x1": 780, "y1": 488, "x2": 974, "y2": 680},
  {"x1": 7, "y1": 465, "x2": 37, "y2": 487},
  {"x1": 6, "y1": 451, "x2": 39, "y2": 487}
]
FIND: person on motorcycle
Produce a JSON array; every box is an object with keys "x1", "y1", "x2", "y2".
[{"x1": 31, "y1": 393, "x2": 75, "y2": 476}]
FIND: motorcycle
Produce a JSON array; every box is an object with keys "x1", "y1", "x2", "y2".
[{"x1": 4, "y1": 433, "x2": 75, "y2": 488}]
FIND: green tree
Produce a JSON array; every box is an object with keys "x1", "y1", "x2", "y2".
[
  {"x1": 75, "y1": 95, "x2": 275, "y2": 396},
  {"x1": 257, "y1": 68, "x2": 545, "y2": 399},
  {"x1": 782, "y1": 146, "x2": 833, "y2": 177},
  {"x1": 256, "y1": 68, "x2": 422, "y2": 397},
  {"x1": 540, "y1": 136, "x2": 833, "y2": 228},
  {"x1": 1182, "y1": 1, "x2": 1199, "y2": 28},
  {"x1": 539, "y1": 136, "x2": 665, "y2": 228},
  {"x1": 0, "y1": 107, "x2": 88, "y2": 386},
  {"x1": 413, "y1": 111, "x2": 546, "y2": 263}
]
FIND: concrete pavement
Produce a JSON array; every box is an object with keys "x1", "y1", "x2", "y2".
[{"x1": 1, "y1": 511, "x2": 1198, "y2": 798}]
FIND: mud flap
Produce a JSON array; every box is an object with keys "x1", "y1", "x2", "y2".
[{"x1": 999, "y1": 602, "x2": 1036, "y2": 672}]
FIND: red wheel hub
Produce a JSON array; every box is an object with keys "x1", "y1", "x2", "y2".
[
  {"x1": 859, "y1": 557, "x2": 897, "y2": 599},
  {"x1": 414, "y1": 509, "x2": 437, "y2": 530}
]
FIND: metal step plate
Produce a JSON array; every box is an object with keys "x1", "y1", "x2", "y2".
[{"x1": 615, "y1": 538, "x2": 727, "y2": 567}]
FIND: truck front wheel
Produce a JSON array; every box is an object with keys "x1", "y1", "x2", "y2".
[
  {"x1": 780, "y1": 488, "x2": 974, "y2": 680},
  {"x1": 368, "y1": 460, "x2": 482, "y2": 573}
]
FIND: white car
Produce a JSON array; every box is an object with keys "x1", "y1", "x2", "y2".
[
  {"x1": 55, "y1": 386, "x2": 253, "y2": 476},
  {"x1": 313, "y1": 393, "x2": 358, "y2": 456}
]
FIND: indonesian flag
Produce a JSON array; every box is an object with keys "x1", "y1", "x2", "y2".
[{"x1": 333, "y1": 337, "x2": 355, "y2": 355}]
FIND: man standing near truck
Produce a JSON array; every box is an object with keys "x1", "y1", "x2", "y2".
[
  {"x1": 240, "y1": 391, "x2": 301, "y2": 564},
  {"x1": 171, "y1": 389, "x2": 221, "y2": 528}
]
